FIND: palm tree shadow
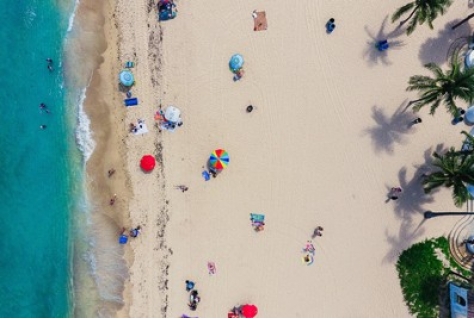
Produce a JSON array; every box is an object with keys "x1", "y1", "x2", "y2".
[
  {"x1": 363, "y1": 102, "x2": 415, "y2": 154},
  {"x1": 383, "y1": 218, "x2": 426, "y2": 264},
  {"x1": 391, "y1": 144, "x2": 448, "y2": 218},
  {"x1": 381, "y1": 145, "x2": 446, "y2": 264},
  {"x1": 418, "y1": 21, "x2": 472, "y2": 65},
  {"x1": 391, "y1": 166, "x2": 437, "y2": 220},
  {"x1": 363, "y1": 15, "x2": 406, "y2": 66}
]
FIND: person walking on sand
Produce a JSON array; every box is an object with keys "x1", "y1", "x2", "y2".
[
  {"x1": 175, "y1": 185, "x2": 189, "y2": 192},
  {"x1": 110, "y1": 194, "x2": 117, "y2": 205},
  {"x1": 312, "y1": 226, "x2": 324, "y2": 238},
  {"x1": 108, "y1": 169, "x2": 116, "y2": 177}
]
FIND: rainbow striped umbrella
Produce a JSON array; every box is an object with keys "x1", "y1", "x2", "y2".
[{"x1": 209, "y1": 149, "x2": 230, "y2": 170}]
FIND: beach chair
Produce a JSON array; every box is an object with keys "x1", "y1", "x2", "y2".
[
  {"x1": 124, "y1": 97, "x2": 138, "y2": 107},
  {"x1": 202, "y1": 170, "x2": 210, "y2": 181},
  {"x1": 125, "y1": 61, "x2": 135, "y2": 68}
]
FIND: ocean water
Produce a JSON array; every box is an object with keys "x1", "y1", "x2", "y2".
[{"x1": 0, "y1": 0, "x2": 90, "y2": 317}]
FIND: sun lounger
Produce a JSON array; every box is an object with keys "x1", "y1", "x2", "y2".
[{"x1": 124, "y1": 97, "x2": 138, "y2": 107}]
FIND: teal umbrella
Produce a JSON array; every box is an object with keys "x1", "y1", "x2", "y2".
[
  {"x1": 119, "y1": 70, "x2": 135, "y2": 86},
  {"x1": 229, "y1": 54, "x2": 244, "y2": 72}
]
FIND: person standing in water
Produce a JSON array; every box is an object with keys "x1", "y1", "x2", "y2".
[{"x1": 46, "y1": 58, "x2": 54, "y2": 72}]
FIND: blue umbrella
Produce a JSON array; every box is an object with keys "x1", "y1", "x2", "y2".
[
  {"x1": 468, "y1": 184, "x2": 474, "y2": 199},
  {"x1": 229, "y1": 54, "x2": 244, "y2": 72},
  {"x1": 465, "y1": 106, "x2": 474, "y2": 125},
  {"x1": 119, "y1": 70, "x2": 135, "y2": 87}
]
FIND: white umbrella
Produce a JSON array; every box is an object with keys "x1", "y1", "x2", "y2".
[
  {"x1": 164, "y1": 105, "x2": 181, "y2": 123},
  {"x1": 465, "y1": 106, "x2": 474, "y2": 124},
  {"x1": 466, "y1": 50, "x2": 474, "y2": 69}
]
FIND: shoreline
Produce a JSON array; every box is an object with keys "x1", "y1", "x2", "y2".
[{"x1": 71, "y1": 0, "x2": 134, "y2": 315}]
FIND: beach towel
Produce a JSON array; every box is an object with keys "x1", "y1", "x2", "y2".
[
  {"x1": 124, "y1": 97, "x2": 139, "y2": 107},
  {"x1": 250, "y1": 213, "x2": 265, "y2": 222},
  {"x1": 253, "y1": 11, "x2": 267, "y2": 31},
  {"x1": 133, "y1": 123, "x2": 149, "y2": 135},
  {"x1": 207, "y1": 262, "x2": 216, "y2": 275}
]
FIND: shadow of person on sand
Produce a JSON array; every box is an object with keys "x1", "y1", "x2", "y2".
[
  {"x1": 418, "y1": 21, "x2": 472, "y2": 65},
  {"x1": 363, "y1": 102, "x2": 415, "y2": 155},
  {"x1": 363, "y1": 15, "x2": 405, "y2": 66}
]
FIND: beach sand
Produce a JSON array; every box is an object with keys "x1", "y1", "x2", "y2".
[{"x1": 81, "y1": 0, "x2": 473, "y2": 317}]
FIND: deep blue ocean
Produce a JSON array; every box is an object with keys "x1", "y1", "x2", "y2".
[{"x1": 0, "y1": 0, "x2": 78, "y2": 316}]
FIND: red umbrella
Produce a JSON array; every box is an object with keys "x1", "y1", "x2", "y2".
[
  {"x1": 241, "y1": 304, "x2": 258, "y2": 318},
  {"x1": 140, "y1": 155, "x2": 156, "y2": 171}
]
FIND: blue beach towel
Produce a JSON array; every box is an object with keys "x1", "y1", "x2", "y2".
[
  {"x1": 250, "y1": 213, "x2": 265, "y2": 222},
  {"x1": 124, "y1": 98, "x2": 138, "y2": 107}
]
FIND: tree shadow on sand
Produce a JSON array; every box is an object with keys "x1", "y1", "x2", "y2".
[
  {"x1": 418, "y1": 20, "x2": 472, "y2": 65},
  {"x1": 382, "y1": 144, "x2": 448, "y2": 263},
  {"x1": 363, "y1": 102, "x2": 416, "y2": 154},
  {"x1": 363, "y1": 15, "x2": 405, "y2": 66}
]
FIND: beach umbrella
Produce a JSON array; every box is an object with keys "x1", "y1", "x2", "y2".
[
  {"x1": 164, "y1": 105, "x2": 181, "y2": 123},
  {"x1": 209, "y1": 149, "x2": 230, "y2": 170},
  {"x1": 466, "y1": 50, "x2": 474, "y2": 69},
  {"x1": 119, "y1": 69, "x2": 135, "y2": 87},
  {"x1": 229, "y1": 54, "x2": 244, "y2": 72},
  {"x1": 468, "y1": 184, "x2": 474, "y2": 199},
  {"x1": 466, "y1": 106, "x2": 474, "y2": 124},
  {"x1": 241, "y1": 304, "x2": 258, "y2": 318},
  {"x1": 140, "y1": 155, "x2": 156, "y2": 171}
]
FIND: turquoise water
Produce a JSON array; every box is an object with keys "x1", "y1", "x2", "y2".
[{"x1": 0, "y1": 0, "x2": 77, "y2": 316}]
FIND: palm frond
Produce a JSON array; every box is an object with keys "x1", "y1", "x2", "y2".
[{"x1": 392, "y1": 3, "x2": 416, "y2": 22}]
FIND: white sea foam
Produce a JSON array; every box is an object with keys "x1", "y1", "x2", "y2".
[
  {"x1": 67, "y1": 0, "x2": 80, "y2": 32},
  {"x1": 75, "y1": 88, "x2": 96, "y2": 162},
  {"x1": 24, "y1": 6, "x2": 36, "y2": 28}
]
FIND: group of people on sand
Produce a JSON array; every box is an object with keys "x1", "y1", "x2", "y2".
[
  {"x1": 301, "y1": 226, "x2": 324, "y2": 265},
  {"x1": 185, "y1": 280, "x2": 201, "y2": 311}
]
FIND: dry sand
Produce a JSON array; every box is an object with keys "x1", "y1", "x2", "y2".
[{"x1": 83, "y1": 0, "x2": 474, "y2": 317}]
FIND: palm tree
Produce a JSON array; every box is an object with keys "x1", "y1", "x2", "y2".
[
  {"x1": 392, "y1": 0, "x2": 452, "y2": 35},
  {"x1": 406, "y1": 58, "x2": 474, "y2": 116},
  {"x1": 422, "y1": 147, "x2": 474, "y2": 207}
]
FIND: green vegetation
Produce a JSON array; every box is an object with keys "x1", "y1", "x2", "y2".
[
  {"x1": 397, "y1": 237, "x2": 470, "y2": 318},
  {"x1": 406, "y1": 59, "x2": 474, "y2": 116},
  {"x1": 392, "y1": 0, "x2": 452, "y2": 35},
  {"x1": 422, "y1": 147, "x2": 474, "y2": 207}
]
